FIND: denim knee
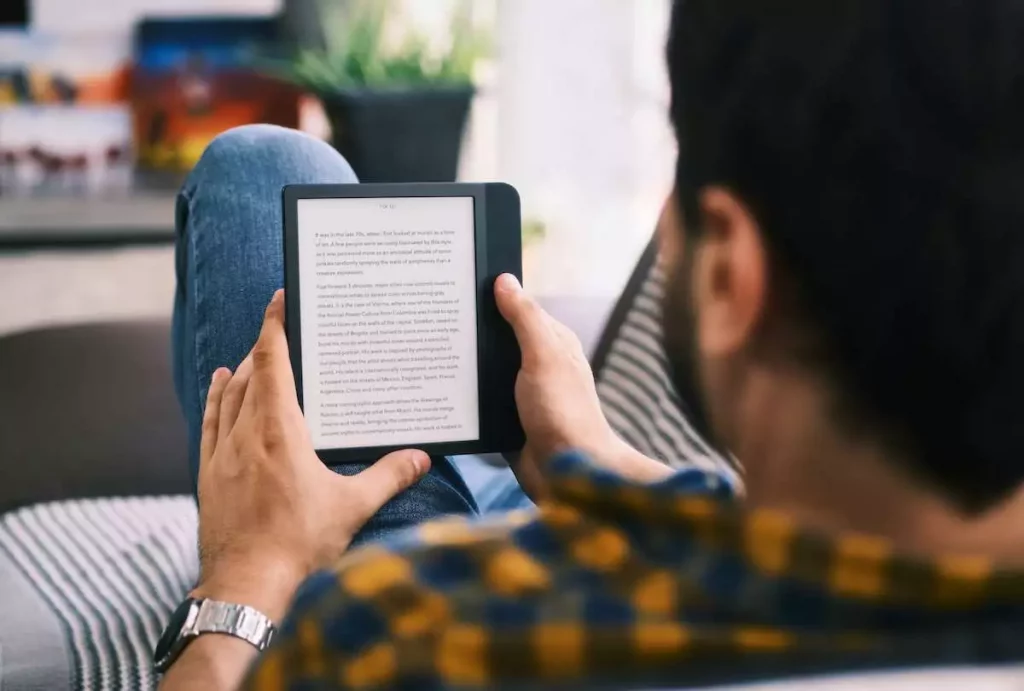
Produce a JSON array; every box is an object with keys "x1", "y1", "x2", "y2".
[{"x1": 186, "y1": 124, "x2": 359, "y2": 194}]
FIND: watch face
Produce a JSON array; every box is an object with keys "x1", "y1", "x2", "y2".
[{"x1": 154, "y1": 598, "x2": 195, "y2": 666}]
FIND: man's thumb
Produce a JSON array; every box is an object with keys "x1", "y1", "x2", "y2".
[
  {"x1": 351, "y1": 450, "x2": 431, "y2": 514},
  {"x1": 494, "y1": 274, "x2": 545, "y2": 353}
]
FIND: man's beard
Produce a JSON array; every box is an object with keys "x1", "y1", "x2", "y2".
[{"x1": 661, "y1": 255, "x2": 720, "y2": 452}]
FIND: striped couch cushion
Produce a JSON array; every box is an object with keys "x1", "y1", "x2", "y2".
[
  {"x1": 0, "y1": 497, "x2": 197, "y2": 691},
  {"x1": 592, "y1": 240, "x2": 739, "y2": 482}
]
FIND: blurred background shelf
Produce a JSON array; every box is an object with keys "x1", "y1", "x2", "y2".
[
  {"x1": 0, "y1": 0, "x2": 676, "y2": 333},
  {"x1": 0, "y1": 193, "x2": 176, "y2": 249}
]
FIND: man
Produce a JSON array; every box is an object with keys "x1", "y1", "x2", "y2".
[{"x1": 161, "y1": 0, "x2": 1024, "y2": 688}]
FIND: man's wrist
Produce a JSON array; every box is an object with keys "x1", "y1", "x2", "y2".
[
  {"x1": 192, "y1": 555, "x2": 306, "y2": 623},
  {"x1": 580, "y1": 432, "x2": 674, "y2": 484},
  {"x1": 158, "y1": 627, "x2": 262, "y2": 690},
  {"x1": 613, "y1": 440, "x2": 675, "y2": 483}
]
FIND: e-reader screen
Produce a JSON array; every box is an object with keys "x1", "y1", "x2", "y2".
[{"x1": 296, "y1": 196, "x2": 480, "y2": 450}]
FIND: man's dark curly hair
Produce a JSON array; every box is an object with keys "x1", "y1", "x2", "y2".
[{"x1": 667, "y1": 0, "x2": 1024, "y2": 512}]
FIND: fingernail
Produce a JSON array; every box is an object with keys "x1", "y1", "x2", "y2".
[
  {"x1": 496, "y1": 274, "x2": 520, "y2": 293},
  {"x1": 210, "y1": 368, "x2": 226, "y2": 384},
  {"x1": 272, "y1": 289, "x2": 284, "y2": 304},
  {"x1": 411, "y1": 451, "x2": 430, "y2": 474}
]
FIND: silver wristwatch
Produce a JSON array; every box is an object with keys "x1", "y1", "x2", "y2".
[{"x1": 153, "y1": 598, "x2": 276, "y2": 673}]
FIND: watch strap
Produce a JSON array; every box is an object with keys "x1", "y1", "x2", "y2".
[
  {"x1": 154, "y1": 598, "x2": 276, "y2": 674},
  {"x1": 189, "y1": 599, "x2": 276, "y2": 648}
]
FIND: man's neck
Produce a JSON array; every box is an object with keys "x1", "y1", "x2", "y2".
[{"x1": 734, "y1": 372, "x2": 1024, "y2": 565}]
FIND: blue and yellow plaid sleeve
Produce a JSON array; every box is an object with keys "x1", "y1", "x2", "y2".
[
  {"x1": 242, "y1": 450, "x2": 1013, "y2": 690},
  {"x1": 241, "y1": 454, "x2": 740, "y2": 690}
]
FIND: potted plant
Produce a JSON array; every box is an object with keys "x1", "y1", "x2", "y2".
[{"x1": 284, "y1": 0, "x2": 488, "y2": 183}]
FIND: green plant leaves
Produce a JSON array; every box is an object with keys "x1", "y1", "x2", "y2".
[{"x1": 283, "y1": 0, "x2": 488, "y2": 90}]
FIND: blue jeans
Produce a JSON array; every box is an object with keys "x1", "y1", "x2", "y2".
[{"x1": 171, "y1": 124, "x2": 530, "y2": 546}]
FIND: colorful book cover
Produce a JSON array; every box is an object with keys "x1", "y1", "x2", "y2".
[{"x1": 131, "y1": 17, "x2": 300, "y2": 172}]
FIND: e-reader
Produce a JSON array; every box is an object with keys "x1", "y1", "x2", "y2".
[{"x1": 282, "y1": 183, "x2": 525, "y2": 464}]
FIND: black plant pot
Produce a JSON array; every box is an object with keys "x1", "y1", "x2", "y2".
[{"x1": 320, "y1": 85, "x2": 474, "y2": 183}]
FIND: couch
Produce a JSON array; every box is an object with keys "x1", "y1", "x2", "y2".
[{"x1": 5, "y1": 241, "x2": 1005, "y2": 690}]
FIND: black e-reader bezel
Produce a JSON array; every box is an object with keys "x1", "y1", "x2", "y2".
[{"x1": 282, "y1": 182, "x2": 525, "y2": 464}]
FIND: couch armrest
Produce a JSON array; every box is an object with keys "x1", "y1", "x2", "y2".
[{"x1": 0, "y1": 320, "x2": 191, "y2": 513}]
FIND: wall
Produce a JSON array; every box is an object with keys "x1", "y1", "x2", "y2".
[{"x1": 496, "y1": 0, "x2": 673, "y2": 297}]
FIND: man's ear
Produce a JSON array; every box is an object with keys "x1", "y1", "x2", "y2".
[
  {"x1": 657, "y1": 192, "x2": 684, "y2": 268},
  {"x1": 693, "y1": 187, "x2": 768, "y2": 358}
]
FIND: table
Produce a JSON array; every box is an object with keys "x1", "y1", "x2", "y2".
[{"x1": 0, "y1": 194, "x2": 177, "y2": 250}]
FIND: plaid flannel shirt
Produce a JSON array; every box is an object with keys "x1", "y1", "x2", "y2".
[{"x1": 244, "y1": 451, "x2": 1024, "y2": 690}]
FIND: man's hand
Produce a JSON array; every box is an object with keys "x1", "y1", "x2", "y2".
[
  {"x1": 494, "y1": 274, "x2": 671, "y2": 499},
  {"x1": 193, "y1": 289, "x2": 430, "y2": 619}
]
